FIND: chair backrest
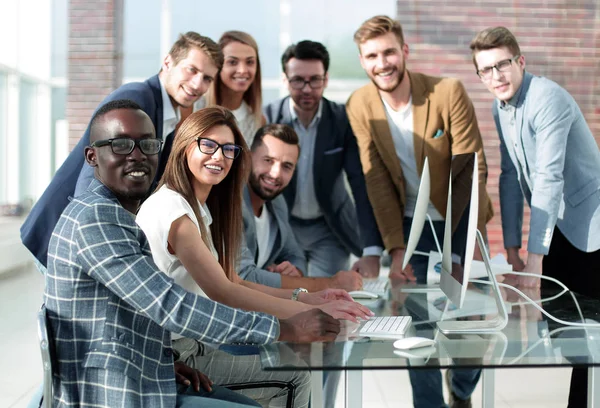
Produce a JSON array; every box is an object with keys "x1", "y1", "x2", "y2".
[{"x1": 37, "y1": 304, "x2": 55, "y2": 408}]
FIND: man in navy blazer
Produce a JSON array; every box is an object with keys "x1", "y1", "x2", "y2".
[
  {"x1": 21, "y1": 32, "x2": 221, "y2": 268},
  {"x1": 239, "y1": 124, "x2": 363, "y2": 292},
  {"x1": 471, "y1": 27, "x2": 600, "y2": 406},
  {"x1": 264, "y1": 40, "x2": 383, "y2": 279}
]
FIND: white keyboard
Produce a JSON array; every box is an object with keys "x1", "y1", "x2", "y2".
[
  {"x1": 358, "y1": 316, "x2": 412, "y2": 339},
  {"x1": 363, "y1": 278, "x2": 390, "y2": 295}
]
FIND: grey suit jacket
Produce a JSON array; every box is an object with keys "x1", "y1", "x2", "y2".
[
  {"x1": 264, "y1": 96, "x2": 383, "y2": 256},
  {"x1": 494, "y1": 71, "x2": 600, "y2": 254},
  {"x1": 239, "y1": 186, "x2": 307, "y2": 287}
]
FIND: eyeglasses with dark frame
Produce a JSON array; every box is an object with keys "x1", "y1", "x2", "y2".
[
  {"x1": 90, "y1": 137, "x2": 163, "y2": 155},
  {"x1": 196, "y1": 137, "x2": 242, "y2": 160},
  {"x1": 477, "y1": 55, "x2": 521, "y2": 80},
  {"x1": 287, "y1": 75, "x2": 326, "y2": 90}
]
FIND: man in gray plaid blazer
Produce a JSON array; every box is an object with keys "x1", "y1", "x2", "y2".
[{"x1": 44, "y1": 100, "x2": 339, "y2": 407}]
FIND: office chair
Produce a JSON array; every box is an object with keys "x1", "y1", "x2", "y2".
[{"x1": 36, "y1": 304, "x2": 55, "y2": 408}]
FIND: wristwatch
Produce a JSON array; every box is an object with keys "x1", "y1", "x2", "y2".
[{"x1": 291, "y1": 287, "x2": 308, "y2": 301}]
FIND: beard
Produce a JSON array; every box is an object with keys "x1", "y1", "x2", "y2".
[
  {"x1": 371, "y1": 65, "x2": 406, "y2": 93},
  {"x1": 249, "y1": 173, "x2": 283, "y2": 201}
]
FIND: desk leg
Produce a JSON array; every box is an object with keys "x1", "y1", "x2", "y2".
[
  {"x1": 588, "y1": 367, "x2": 599, "y2": 408},
  {"x1": 482, "y1": 369, "x2": 495, "y2": 408},
  {"x1": 345, "y1": 371, "x2": 362, "y2": 408}
]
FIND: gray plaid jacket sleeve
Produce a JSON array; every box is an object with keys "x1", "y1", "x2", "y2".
[{"x1": 75, "y1": 198, "x2": 280, "y2": 344}]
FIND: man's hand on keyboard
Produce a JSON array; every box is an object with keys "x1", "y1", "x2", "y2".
[{"x1": 330, "y1": 270, "x2": 363, "y2": 292}]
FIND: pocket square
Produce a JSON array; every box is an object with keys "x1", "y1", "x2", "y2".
[
  {"x1": 433, "y1": 129, "x2": 444, "y2": 139},
  {"x1": 324, "y1": 147, "x2": 344, "y2": 155}
]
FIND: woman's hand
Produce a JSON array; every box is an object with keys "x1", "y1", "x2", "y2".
[
  {"x1": 316, "y1": 299, "x2": 374, "y2": 323},
  {"x1": 299, "y1": 288, "x2": 354, "y2": 305}
]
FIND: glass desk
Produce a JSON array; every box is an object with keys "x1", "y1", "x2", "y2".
[{"x1": 259, "y1": 278, "x2": 600, "y2": 407}]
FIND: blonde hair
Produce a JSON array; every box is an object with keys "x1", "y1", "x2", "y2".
[
  {"x1": 353, "y1": 15, "x2": 405, "y2": 48},
  {"x1": 169, "y1": 32, "x2": 224, "y2": 70},
  {"x1": 158, "y1": 106, "x2": 251, "y2": 281},
  {"x1": 205, "y1": 31, "x2": 263, "y2": 130}
]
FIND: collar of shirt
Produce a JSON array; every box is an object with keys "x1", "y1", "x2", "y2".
[
  {"x1": 499, "y1": 72, "x2": 527, "y2": 111},
  {"x1": 198, "y1": 201, "x2": 212, "y2": 227},
  {"x1": 158, "y1": 76, "x2": 181, "y2": 138},
  {"x1": 288, "y1": 97, "x2": 323, "y2": 129}
]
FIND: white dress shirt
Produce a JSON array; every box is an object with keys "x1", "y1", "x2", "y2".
[
  {"x1": 382, "y1": 96, "x2": 443, "y2": 221},
  {"x1": 158, "y1": 77, "x2": 180, "y2": 140}
]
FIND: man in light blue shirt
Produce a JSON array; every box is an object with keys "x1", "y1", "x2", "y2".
[{"x1": 471, "y1": 26, "x2": 600, "y2": 407}]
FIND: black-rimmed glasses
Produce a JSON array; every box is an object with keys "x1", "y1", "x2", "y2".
[
  {"x1": 287, "y1": 76, "x2": 326, "y2": 90},
  {"x1": 477, "y1": 55, "x2": 520, "y2": 80},
  {"x1": 90, "y1": 137, "x2": 163, "y2": 155},
  {"x1": 196, "y1": 137, "x2": 242, "y2": 159}
]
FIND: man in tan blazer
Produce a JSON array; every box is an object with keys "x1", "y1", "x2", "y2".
[
  {"x1": 346, "y1": 15, "x2": 493, "y2": 408},
  {"x1": 347, "y1": 15, "x2": 493, "y2": 282}
]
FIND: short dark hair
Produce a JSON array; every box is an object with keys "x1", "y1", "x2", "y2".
[
  {"x1": 89, "y1": 99, "x2": 143, "y2": 142},
  {"x1": 470, "y1": 27, "x2": 521, "y2": 68},
  {"x1": 281, "y1": 40, "x2": 330, "y2": 74},
  {"x1": 251, "y1": 124, "x2": 299, "y2": 152}
]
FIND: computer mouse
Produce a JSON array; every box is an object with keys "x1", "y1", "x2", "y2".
[
  {"x1": 348, "y1": 290, "x2": 379, "y2": 299},
  {"x1": 393, "y1": 337, "x2": 436, "y2": 350}
]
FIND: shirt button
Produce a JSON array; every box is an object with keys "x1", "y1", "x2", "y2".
[{"x1": 163, "y1": 348, "x2": 173, "y2": 358}]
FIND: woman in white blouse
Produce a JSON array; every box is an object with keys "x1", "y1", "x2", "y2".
[{"x1": 137, "y1": 107, "x2": 370, "y2": 407}]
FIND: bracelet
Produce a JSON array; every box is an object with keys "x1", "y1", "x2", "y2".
[{"x1": 291, "y1": 287, "x2": 308, "y2": 301}]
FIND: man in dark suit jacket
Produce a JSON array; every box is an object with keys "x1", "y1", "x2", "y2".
[
  {"x1": 264, "y1": 40, "x2": 383, "y2": 279},
  {"x1": 21, "y1": 32, "x2": 221, "y2": 267},
  {"x1": 239, "y1": 124, "x2": 363, "y2": 292}
]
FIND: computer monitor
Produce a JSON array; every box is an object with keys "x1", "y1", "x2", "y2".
[
  {"x1": 439, "y1": 153, "x2": 478, "y2": 309},
  {"x1": 437, "y1": 152, "x2": 509, "y2": 334},
  {"x1": 402, "y1": 157, "x2": 432, "y2": 270}
]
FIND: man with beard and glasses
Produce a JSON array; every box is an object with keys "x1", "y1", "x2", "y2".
[
  {"x1": 239, "y1": 124, "x2": 363, "y2": 293},
  {"x1": 264, "y1": 41, "x2": 384, "y2": 282},
  {"x1": 22, "y1": 32, "x2": 220, "y2": 270},
  {"x1": 346, "y1": 15, "x2": 493, "y2": 408},
  {"x1": 43, "y1": 99, "x2": 340, "y2": 408}
]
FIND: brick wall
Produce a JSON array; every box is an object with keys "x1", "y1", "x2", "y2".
[
  {"x1": 67, "y1": 0, "x2": 123, "y2": 150},
  {"x1": 396, "y1": 0, "x2": 600, "y2": 257}
]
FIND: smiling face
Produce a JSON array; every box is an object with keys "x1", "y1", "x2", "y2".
[
  {"x1": 474, "y1": 46, "x2": 525, "y2": 102},
  {"x1": 358, "y1": 32, "x2": 409, "y2": 93},
  {"x1": 186, "y1": 124, "x2": 236, "y2": 199},
  {"x1": 284, "y1": 58, "x2": 328, "y2": 114},
  {"x1": 161, "y1": 47, "x2": 219, "y2": 108},
  {"x1": 85, "y1": 109, "x2": 158, "y2": 212},
  {"x1": 249, "y1": 134, "x2": 299, "y2": 201},
  {"x1": 220, "y1": 41, "x2": 257, "y2": 94}
]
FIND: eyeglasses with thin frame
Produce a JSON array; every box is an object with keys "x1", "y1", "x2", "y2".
[
  {"x1": 196, "y1": 137, "x2": 242, "y2": 160},
  {"x1": 287, "y1": 75, "x2": 326, "y2": 90},
  {"x1": 477, "y1": 55, "x2": 520, "y2": 80},
  {"x1": 90, "y1": 137, "x2": 163, "y2": 155}
]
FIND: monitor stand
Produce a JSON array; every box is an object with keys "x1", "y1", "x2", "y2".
[{"x1": 436, "y1": 230, "x2": 509, "y2": 334}]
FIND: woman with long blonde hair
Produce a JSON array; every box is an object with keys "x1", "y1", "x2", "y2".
[
  {"x1": 137, "y1": 107, "x2": 369, "y2": 407},
  {"x1": 198, "y1": 31, "x2": 265, "y2": 145}
]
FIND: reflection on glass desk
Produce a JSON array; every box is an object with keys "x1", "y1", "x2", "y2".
[{"x1": 257, "y1": 278, "x2": 600, "y2": 408}]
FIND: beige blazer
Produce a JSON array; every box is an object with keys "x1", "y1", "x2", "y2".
[{"x1": 346, "y1": 71, "x2": 493, "y2": 251}]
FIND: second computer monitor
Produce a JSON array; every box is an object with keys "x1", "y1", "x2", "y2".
[
  {"x1": 402, "y1": 157, "x2": 431, "y2": 270},
  {"x1": 439, "y1": 152, "x2": 479, "y2": 309}
]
